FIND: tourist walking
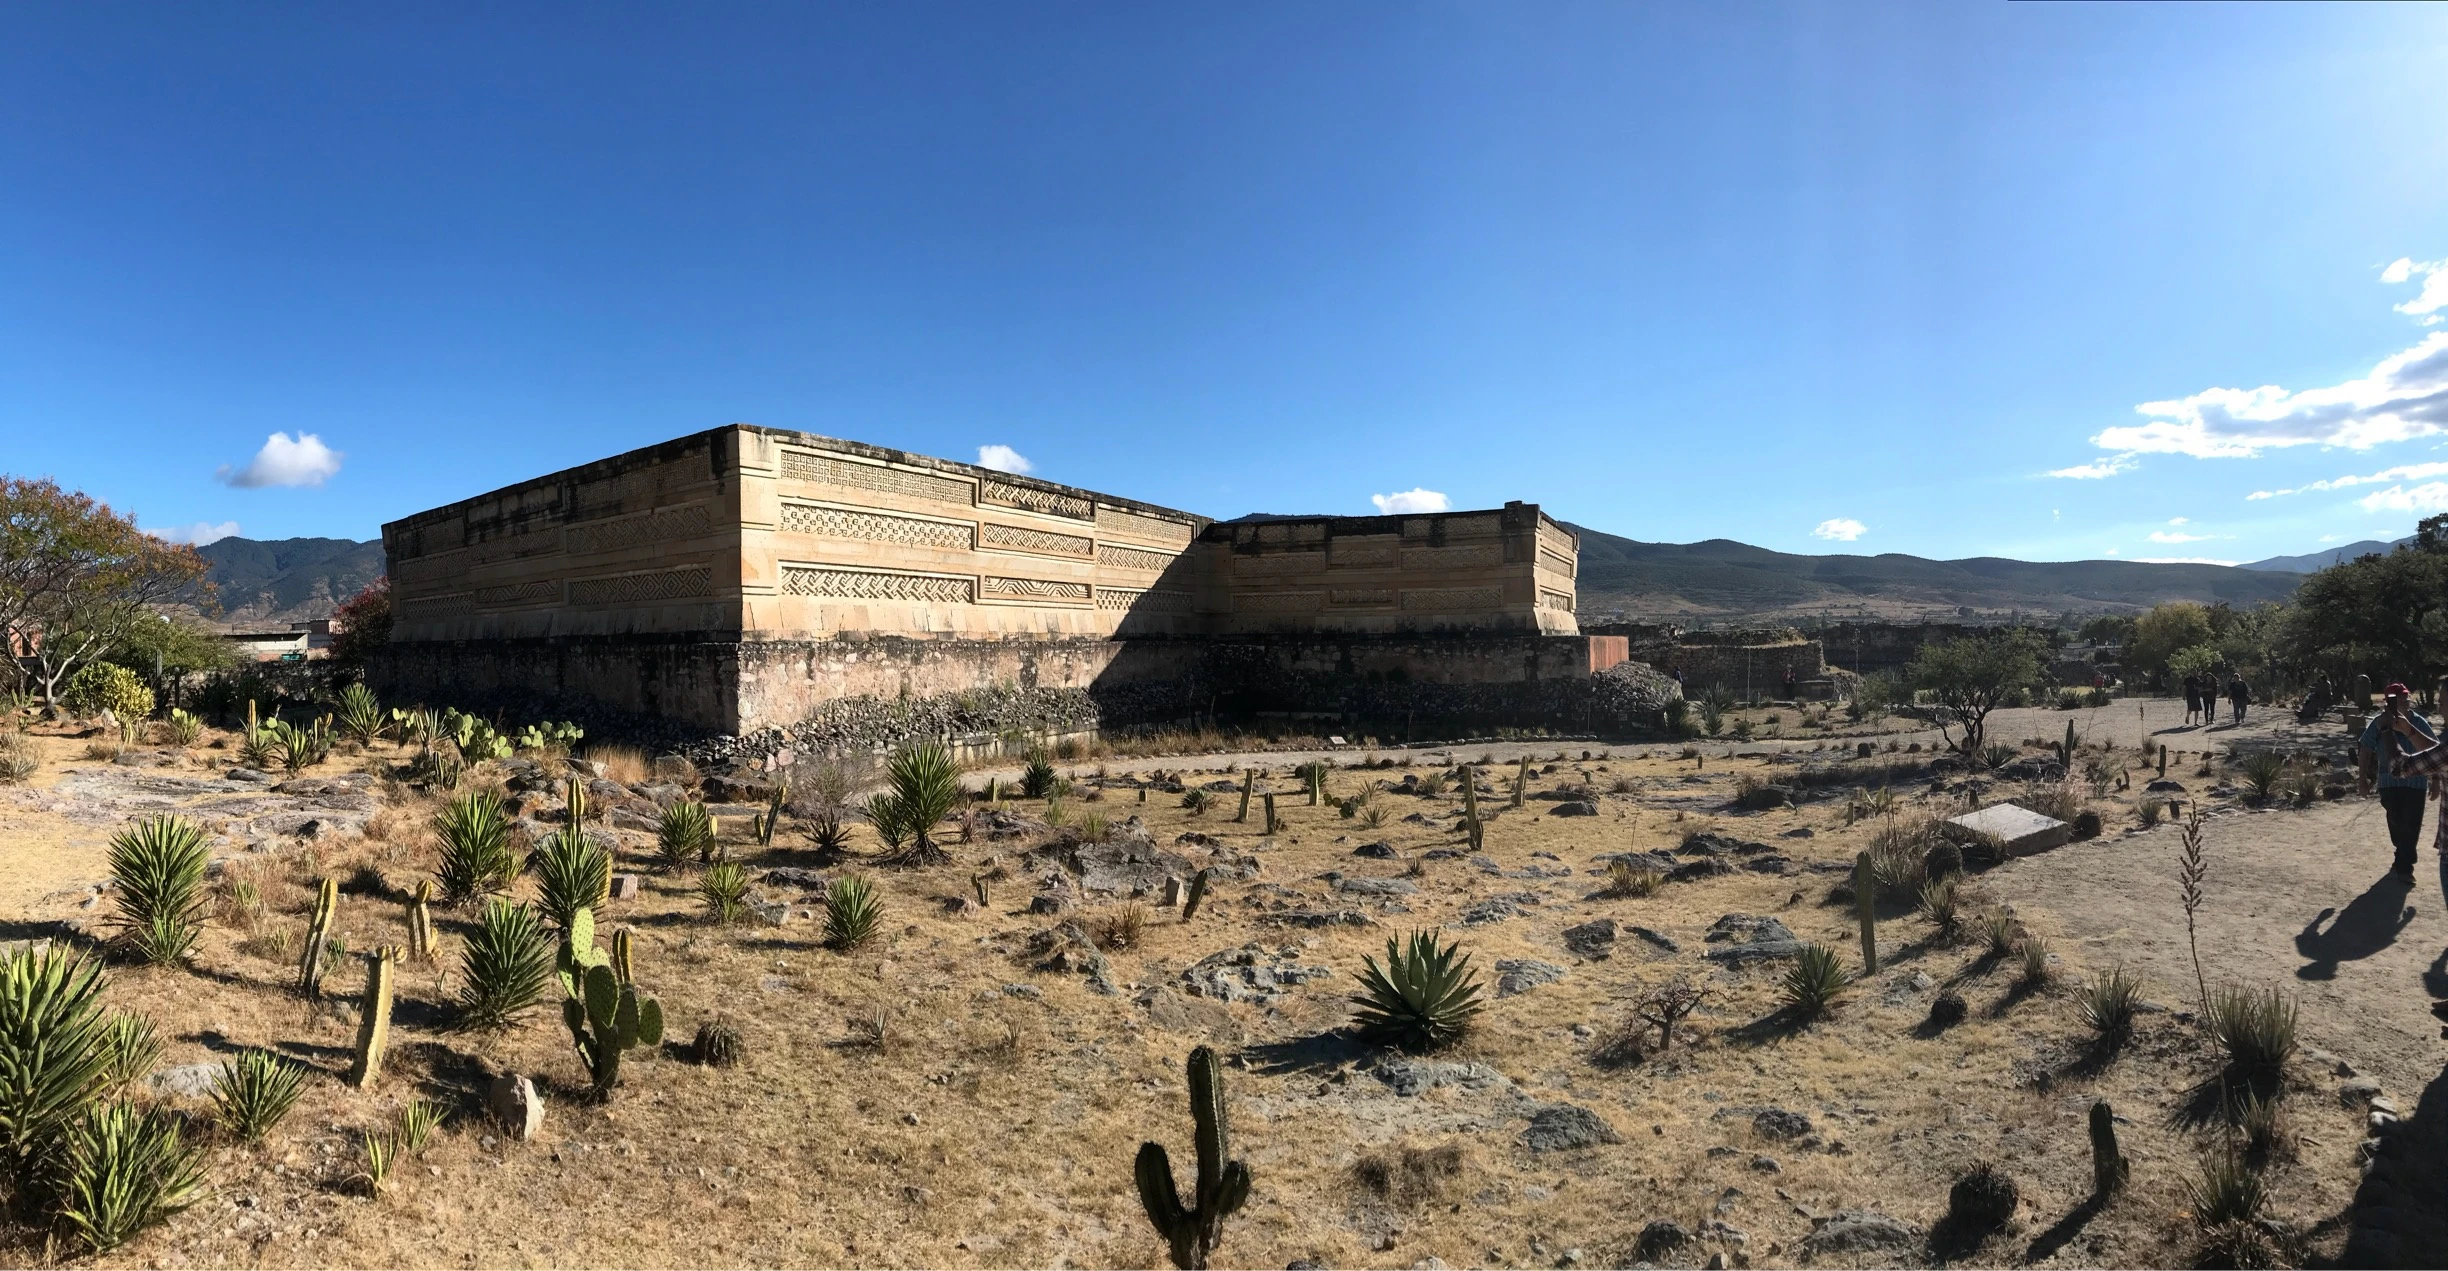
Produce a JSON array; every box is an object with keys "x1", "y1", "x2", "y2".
[
  {"x1": 2363, "y1": 683, "x2": 2439, "y2": 880},
  {"x1": 2226, "y1": 672, "x2": 2251, "y2": 725},
  {"x1": 2183, "y1": 673, "x2": 2203, "y2": 726}
]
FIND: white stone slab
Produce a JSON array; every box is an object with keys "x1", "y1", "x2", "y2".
[{"x1": 1941, "y1": 803, "x2": 2072, "y2": 857}]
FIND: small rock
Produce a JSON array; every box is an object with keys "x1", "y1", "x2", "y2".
[
  {"x1": 1561, "y1": 919, "x2": 1617, "y2": 959},
  {"x1": 1335, "y1": 876, "x2": 1418, "y2": 897},
  {"x1": 1752, "y1": 1108, "x2": 1813, "y2": 1141},
  {"x1": 748, "y1": 900, "x2": 792, "y2": 926},
  {"x1": 1550, "y1": 801, "x2": 1599, "y2": 817},
  {"x1": 1630, "y1": 925, "x2": 1680, "y2": 953},
  {"x1": 1799, "y1": 1209, "x2": 1920, "y2": 1257},
  {"x1": 488, "y1": 1074, "x2": 545, "y2": 1140},
  {"x1": 1523, "y1": 1103, "x2": 1621, "y2": 1153},
  {"x1": 1636, "y1": 1221, "x2": 1691, "y2": 1259},
  {"x1": 147, "y1": 1062, "x2": 221, "y2": 1099},
  {"x1": 1751, "y1": 1155, "x2": 1780, "y2": 1173},
  {"x1": 1494, "y1": 959, "x2": 1566, "y2": 998},
  {"x1": 2369, "y1": 1095, "x2": 2399, "y2": 1117},
  {"x1": 608, "y1": 874, "x2": 643, "y2": 900},
  {"x1": 1353, "y1": 841, "x2": 1399, "y2": 859},
  {"x1": 2341, "y1": 1077, "x2": 2384, "y2": 1107}
]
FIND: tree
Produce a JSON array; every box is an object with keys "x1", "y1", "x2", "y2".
[
  {"x1": 1908, "y1": 629, "x2": 2047, "y2": 757},
  {"x1": 0, "y1": 478, "x2": 207, "y2": 715},
  {"x1": 2279, "y1": 530, "x2": 2448, "y2": 690},
  {"x1": 2078, "y1": 615, "x2": 2136, "y2": 648},
  {"x1": 327, "y1": 578, "x2": 392, "y2": 673},
  {"x1": 2125, "y1": 602, "x2": 2214, "y2": 689}
]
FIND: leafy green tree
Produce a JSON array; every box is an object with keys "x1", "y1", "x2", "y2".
[
  {"x1": 2280, "y1": 522, "x2": 2448, "y2": 689},
  {"x1": 1908, "y1": 629, "x2": 2047, "y2": 757},
  {"x1": 2125, "y1": 602, "x2": 2214, "y2": 688},
  {"x1": 0, "y1": 478, "x2": 206, "y2": 714}
]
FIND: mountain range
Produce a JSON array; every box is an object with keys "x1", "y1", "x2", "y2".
[
  {"x1": 181, "y1": 523, "x2": 2348, "y2": 628},
  {"x1": 2236, "y1": 537, "x2": 2409, "y2": 574}
]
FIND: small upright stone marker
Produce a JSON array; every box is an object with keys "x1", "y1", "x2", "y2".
[
  {"x1": 609, "y1": 873, "x2": 643, "y2": 900},
  {"x1": 489, "y1": 1073, "x2": 545, "y2": 1140}
]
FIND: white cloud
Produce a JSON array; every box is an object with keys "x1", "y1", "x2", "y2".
[
  {"x1": 2134, "y1": 556, "x2": 2242, "y2": 566},
  {"x1": 2148, "y1": 530, "x2": 2215, "y2": 544},
  {"x1": 2358, "y1": 481, "x2": 2448, "y2": 514},
  {"x1": 148, "y1": 520, "x2": 241, "y2": 546},
  {"x1": 1370, "y1": 488, "x2": 1451, "y2": 515},
  {"x1": 2046, "y1": 455, "x2": 2140, "y2": 480},
  {"x1": 2385, "y1": 257, "x2": 2448, "y2": 320},
  {"x1": 218, "y1": 432, "x2": 343, "y2": 488},
  {"x1": 2318, "y1": 533, "x2": 2345, "y2": 542},
  {"x1": 2104, "y1": 547, "x2": 2120, "y2": 555},
  {"x1": 2168, "y1": 516, "x2": 2188, "y2": 525},
  {"x1": 975, "y1": 444, "x2": 1033, "y2": 474},
  {"x1": 1810, "y1": 518, "x2": 1867, "y2": 542},
  {"x1": 2092, "y1": 332, "x2": 2448, "y2": 458},
  {"x1": 2246, "y1": 460, "x2": 2448, "y2": 500}
]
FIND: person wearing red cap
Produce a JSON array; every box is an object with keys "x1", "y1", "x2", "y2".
[{"x1": 2365, "y1": 682, "x2": 2439, "y2": 880}]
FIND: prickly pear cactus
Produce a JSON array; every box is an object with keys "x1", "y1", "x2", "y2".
[{"x1": 557, "y1": 908, "x2": 664, "y2": 1098}]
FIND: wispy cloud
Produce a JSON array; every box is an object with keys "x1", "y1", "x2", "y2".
[
  {"x1": 148, "y1": 520, "x2": 241, "y2": 546},
  {"x1": 2148, "y1": 530, "x2": 2215, "y2": 544},
  {"x1": 975, "y1": 444, "x2": 1032, "y2": 474},
  {"x1": 2383, "y1": 257, "x2": 2448, "y2": 323},
  {"x1": 2246, "y1": 460, "x2": 2448, "y2": 500},
  {"x1": 218, "y1": 432, "x2": 342, "y2": 488},
  {"x1": 2046, "y1": 455, "x2": 2140, "y2": 480},
  {"x1": 1810, "y1": 518, "x2": 1867, "y2": 542},
  {"x1": 2358, "y1": 481, "x2": 2448, "y2": 514},
  {"x1": 1370, "y1": 488, "x2": 1450, "y2": 515}
]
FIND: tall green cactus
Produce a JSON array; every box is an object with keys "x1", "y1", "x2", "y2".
[
  {"x1": 1181, "y1": 869, "x2": 1209, "y2": 922},
  {"x1": 1512, "y1": 754, "x2": 1530, "y2": 808},
  {"x1": 1134, "y1": 1045, "x2": 1252, "y2": 1270},
  {"x1": 348, "y1": 946, "x2": 400, "y2": 1088},
  {"x1": 556, "y1": 909, "x2": 664, "y2": 1099},
  {"x1": 564, "y1": 775, "x2": 590, "y2": 827},
  {"x1": 1262, "y1": 793, "x2": 1278, "y2": 835},
  {"x1": 1854, "y1": 850, "x2": 1877, "y2": 974},
  {"x1": 2089, "y1": 1100, "x2": 2127, "y2": 1197},
  {"x1": 1234, "y1": 770, "x2": 1253, "y2": 823},
  {"x1": 298, "y1": 876, "x2": 338, "y2": 998},
  {"x1": 752, "y1": 780, "x2": 789, "y2": 848},
  {"x1": 1461, "y1": 769, "x2": 1484, "y2": 852}
]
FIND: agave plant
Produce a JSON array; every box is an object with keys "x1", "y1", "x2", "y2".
[
  {"x1": 159, "y1": 708, "x2": 203, "y2": 748},
  {"x1": 1779, "y1": 943, "x2": 1851, "y2": 1017},
  {"x1": 824, "y1": 874, "x2": 881, "y2": 949},
  {"x1": 454, "y1": 899, "x2": 554, "y2": 1029},
  {"x1": 657, "y1": 801, "x2": 714, "y2": 870},
  {"x1": 865, "y1": 792, "x2": 911, "y2": 854},
  {"x1": 105, "y1": 815, "x2": 210, "y2": 965},
  {"x1": 879, "y1": 742, "x2": 963, "y2": 867},
  {"x1": 334, "y1": 683, "x2": 385, "y2": 747},
  {"x1": 433, "y1": 791, "x2": 517, "y2": 904},
  {"x1": 1351, "y1": 930, "x2": 1483, "y2": 1051},
  {"x1": 1020, "y1": 749, "x2": 1059, "y2": 800},
  {"x1": 270, "y1": 716, "x2": 336, "y2": 776},
  {"x1": 530, "y1": 825, "x2": 612, "y2": 932},
  {"x1": 56, "y1": 1100, "x2": 204, "y2": 1252},
  {"x1": 2237, "y1": 751, "x2": 2286, "y2": 805},
  {"x1": 96, "y1": 1012, "x2": 162, "y2": 1093},
  {"x1": 0, "y1": 947, "x2": 113, "y2": 1189},
  {"x1": 700, "y1": 862, "x2": 751, "y2": 924},
  {"x1": 211, "y1": 1048, "x2": 307, "y2": 1142}
]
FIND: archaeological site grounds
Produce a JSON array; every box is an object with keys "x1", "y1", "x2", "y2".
[{"x1": 1, "y1": 427, "x2": 2442, "y2": 1270}]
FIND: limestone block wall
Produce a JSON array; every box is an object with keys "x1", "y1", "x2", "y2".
[{"x1": 1197, "y1": 502, "x2": 1579, "y2": 636}]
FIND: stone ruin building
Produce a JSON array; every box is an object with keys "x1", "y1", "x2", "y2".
[{"x1": 371, "y1": 425, "x2": 1672, "y2": 747}]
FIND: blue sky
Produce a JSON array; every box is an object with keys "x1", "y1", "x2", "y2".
[{"x1": 4, "y1": 3, "x2": 2445, "y2": 565}]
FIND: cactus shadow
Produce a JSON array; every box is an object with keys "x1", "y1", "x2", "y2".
[
  {"x1": 0, "y1": 917, "x2": 96, "y2": 949},
  {"x1": 390, "y1": 994, "x2": 457, "y2": 1032},
  {"x1": 1241, "y1": 1030, "x2": 1370, "y2": 1076},
  {"x1": 1725, "y1": 1007, "x2": 1814, "y2": 1048},
  {"x1": 391, "y1": 1039, "x2": 495, "y2": 1124},
  {"x1": 2020, "y1": 1196, "x2": 2106, "y2": 1265}
]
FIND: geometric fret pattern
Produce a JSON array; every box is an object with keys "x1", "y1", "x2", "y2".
[
  {"x1": 1329, "y1": 588, "x2": 1394, "y2": 606},
  {"x1": 1096, "y1": 587, "x2": 1192, "y2": 612},
  {"x1": 1401, "y1": 586, "x2": 1502, "y2": 610},
  {"x1": 779, "y1": 502, "x2": 973, "y2": 550},
  {"x1": 1538, "y1": 547, "x2": 1577, "y2": 579},
  {"x1": 981, "y1": 576, "x2": 1092, "y2": 603},
  {"x1": 1095, "y1": 506, "x2": 1198, "y2": 546},
  {"x1": 1235, "y1": 591, "x2": 1325, "y2": 611},
  {"x1": 979, "y1": 479, "x2": 1094, "y2": 521},
  {"x1": 780, "y1": 449, "x2": 974, "y2": 506},
  {"x1": 1540, "y1": 589, "x2": 1576, "y2": 611},
  {"x1": 978, "y1": 521, "x2": 1093, "y2": 558},
  {"x1": 1328, "y1": 540, "x2": 1398, "y2": 568},
  {"x1": 1403, "y1": 544, "x2": 1503, "y2": 570},
  {"x1": 566, "y1": 566, "x2": 715, "y2": 607},
  {"x1": 471, "y1": 580, "x2": 563, "y2": 609},
  {"x1": 781, "y1": 566, "x2": 976, "y2": 604},
  {"x1": 565, "y1": 504, "x2": 716, "y2": 557},
  {"x1": 1096, "y1": 542, "x2": 1179, "y2": 573}
]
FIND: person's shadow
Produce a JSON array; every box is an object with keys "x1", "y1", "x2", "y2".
[{"x1": 2296, "y1": 875, "x2": 2418, "y2": 980}]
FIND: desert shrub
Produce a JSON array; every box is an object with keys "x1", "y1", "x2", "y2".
[
  {"x1": 1601, "y1": 859, "x2": 1664, "y2": 899},
  {"x1": 396, "y1": 1099, "x2": 442, "y2": 1156},
  {"x1": 334, "y1": 683, "x2": 385, "y2": 747},
  {"x1": 356, "y1": 1128, "x2": 398, "y2": 1195},
  {"x1": 432, "y1": 791, "x2": 516, "y2": 903},
  {"x1": 1180, "y1": 788, "x2": 1211, "y2": 815},
  {"x1": 1980, "y1": 741, "x2": 2017, "y2": 770},
  {"x1": 864, "y1": 792, "x2": 911, "y2": 851},
  {"x1": 454, "y1": 899, "x2": 553, "y2": 1028},
  {"x1": 2286, "y1": 772, "x2": 2319, "y2": 808},
  {"x1": 1867, "y1": 820, "x2": 1931, "y2": 896},
  {"x1": 268, "y1": 716, "x2": 335, "y2": 775},
  {"x1": 880, "y1": 742, "x2": 963, "y2": 864},
  {"x1": 63, "y1": 663, "x2": 152, "y2": 728},
  {"x1": 2077, "y1": 965, "x2": 2142, "y2": 1040},
  {"x1": 56, "y1": 1101, "x2": 204, "y2": 1252},
  {"x1": 2138, "y1": 796, "x2": 2167, "y2": 829},
  {"x1": 211, "y1": 1048, "x2": 307, "y2": 1142},
  {"x1": 2206, "y1": 984, "x2": 2297, "y2": 1078},
  {"x1": 1917, "y1": 875, "x2": 1962, "y2": 938},
  {"x1": 159, "y1": 708, "x2": 203, "y2": 747},
  {"x1": 1352, "y1": 931, "x2": 1484, "y2": 1051},
  {"x1": 1090, "y1": 902, "x2": 1148, "y2": 951},
  {"x1": 1078, "y1": 811, "x2": 1111, "y2": 844},
  {"x1": 823, "y1": 874, "x2": 879, "y2": 949},
  {"x1": 2238, "y1": 751, "x2": 2285, "y2": 804},
  {"x1": 700, "y1": 862, "x2": 750, "y2": 925},
  {"x1": 2186, "y1": 1146, "x2": 2265, "y2": 1227},
  {"x1": 1020, "y1": 750, "x2": 1059, "y2": 799},
  {"x1": 2016, "y1": 778, "x2": 2085, "y2": 824},
  {"x1": 105, "y1": 815, "x2": 210, "y2": 965},
  {"x1": 2239, "y1": 1091, "x2": 2288, "y2": 1160},
  {"x1": 1779, "y1": 944, "x2": 1850, "y2": 1016},
  {"x1": 2017, "y1": 933, "x2": 2054, "y2": 986},
  {"x1": 693, "y1": 1020, "x2": 745, "y2": 1067},
  {"x1": 1731, "y1": 773, "x2": 1785, "y2": 809},
  {"x1": 0, "y1": 732, "x2": 37, "y2": 784},
  {"x1": 1922, "y1": 839, "x2": 1964, "y2": 882},
  {"x1": 529, "y1": 825, "x2": 610, "y2": 931},
  {"x1": 1944, "y1": 1163, "x2": 2019, "y2": 1240},
  {"x1": 1350, "y1": 1143, "x2": 1466, "y2": 1206},
  {"x1": 0, "y1": 947, "x2": 113, "y2": 1190},
  {"x1": 657, "y1": 800, "x2": 714, "y2": 870},
  {"x1": 581, "y1": 743, "x2": 651, "y2": 786}
]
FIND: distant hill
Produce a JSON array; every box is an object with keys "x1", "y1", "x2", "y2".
[
  {"x1": 2238, "y1": 537, "x2": 2408, "y2": 574},
  {"x1": 1562, "y1": 525, "x2": 2303, "y2": 621},
  {"x1": 183, "y1": 536, "x2": 386, "y2": 627}
]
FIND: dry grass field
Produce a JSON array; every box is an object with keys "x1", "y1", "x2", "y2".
[{"x1": 0, "y1": 704, "x2": 2428, "y2": 1269}]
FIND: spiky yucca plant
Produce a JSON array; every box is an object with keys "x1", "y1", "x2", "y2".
[
  {"x1": 433, "y1": 790, "x2": 517, "y2": 904},
  {"x1": 824, "y1": 874, "x2": 880, "y2": 949},
  {"x1": 334, "y1": 683, "x2": 385, "y2": 747},
  {"x1": 96, "y1": 1012, "x2": 161, "y2": 1092},
  {"x1": 657, "y1": 801, "x2": 714, "y2": 870},
  {"x1": 2078, "y1": 965, "x2": 2143, "y2": 1041},
  {"x1": 1351, "y1": 931, "x2": 1483, "y2": 1051},
  {"x1": 0, "y1": 946, "x2": 113, "y2": 1190},
  {"x1": 211, "y1": 1048, "x2": 307, "y2": 1142},
  {"x1": 700, "y1": 862, "x2": 750, "y2": 925},
  {"x1": 56, "y1": 1100, "x2": 204, "y2": 1252},
  {"x1": 105, "y1": 815, "x2": 210, "y2": 965},
  {"x1": 1020, "y1": 750, "x2": 1059, "y2": 800},
  {"x1": 880, "y1": 742, "x2": 963, "y2": 867},
  {"x1": 1779, "y1": 943, "x2": 1851, "y2": 1017},
  {"x1": 454, "y1": 899, "x2": 554, "y2": 1029},
  {"x1": 2206, "y1": 984, "x2": 2297, "y2": 1078},
  {"x1": 530, "y1": 825, "x2": 611, "y2": 932}
]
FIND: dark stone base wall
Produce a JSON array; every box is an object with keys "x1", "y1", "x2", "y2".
[{"x1": 371, "y1": 631, "x2": 1655, "y2": 750}]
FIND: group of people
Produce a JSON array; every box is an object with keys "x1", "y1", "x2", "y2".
[
  {"x1": 2357, "y1": 682, "x2": 2448, "y2": 1031},
  {"x1": 2181, "y1": 669, "x2": 2251, "y2": 727}
]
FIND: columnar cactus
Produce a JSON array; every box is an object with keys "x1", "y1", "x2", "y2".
[
  {"x1": 1234, "y1": 771, "x2": 1253, "y2": 823},
  {"x1": 564, "y1": 775, "x2": 590, "y2": 827},
  {"x1": 1512, "y1": 754, "x2": 1530, "y2": 808},
  {"x1": 752, "y1": 781, "x2": 789, "y2": 848},
  {"x1": 2089, "y1": 1100, "x2": 2127, "y2": 1197},
  {"x1": 406, "y1": 880, "x2": 436, "y2": 963},
  {"x1": 1854, "y1": 851, "x2": 1877, "y2": 974},
  {"x1": 1134, "y1": 1045, "x2": 1252, "y2": 1270},
  {"x1": 2061, "y1": 719, "x2": 2077, "y2": 765},
  {"x1": 348, "y1": 946, "x2": 400, "y2": 1088},
  {"x1": 1461, "y1": 771, "x2": 1484, "y2": 852},
  {"x1": 557, "y1": 909, "x2": 664, "y2": 1098},
  {"x1": 1181, "y1": 870, "x2": 1210, "y2": 922},
  {"x1": 298, "y1": 876, "x2": 338, "y2": 998},
  {"x1": 1262, "y1": 793, "x2": 1278, "y2": 835}
]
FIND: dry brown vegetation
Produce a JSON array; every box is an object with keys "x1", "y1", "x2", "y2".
[{"x1": 0, "y1": 707, "x2": 2392, "y2": 1268}]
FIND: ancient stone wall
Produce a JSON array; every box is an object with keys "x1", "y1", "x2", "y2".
[{"x1": 1198, "y1": 503, "x2": 1577, "y2": 636}]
